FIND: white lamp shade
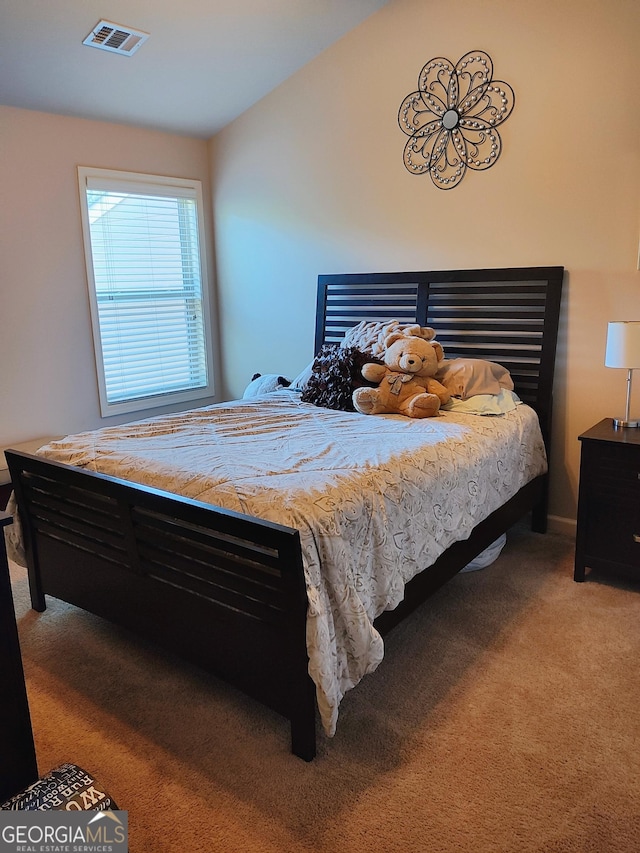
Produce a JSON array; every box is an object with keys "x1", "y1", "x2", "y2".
[{"x1": 604, "y1": 321, "x2": 640, "y2": 368}]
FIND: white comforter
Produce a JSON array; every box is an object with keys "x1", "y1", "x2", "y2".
[{"x1": 15, "y1": 393, "x2": 546, "y2": 736}]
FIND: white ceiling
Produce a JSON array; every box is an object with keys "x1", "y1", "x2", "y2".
[{"x1": 0, "y1": 0, "x2": 391, "y2": 138}]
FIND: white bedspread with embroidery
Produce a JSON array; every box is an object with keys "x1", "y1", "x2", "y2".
[{"x1": 9, "y1": 393, "x2": 546, "y2": 736}]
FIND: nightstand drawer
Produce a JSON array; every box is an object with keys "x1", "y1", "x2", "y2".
[
  {"x1": 583, "y1": 501, "x2": 640, "y2": 567},
  {"x1": 588, "y1": 444, "x2": 640, "y2": 502}
]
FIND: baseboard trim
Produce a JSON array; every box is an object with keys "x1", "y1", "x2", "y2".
[{"x1": 547, "y1": 514, "x2": 576, "y2": 538}]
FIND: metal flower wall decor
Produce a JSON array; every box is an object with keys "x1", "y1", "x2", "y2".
[{"x1": 398, "y1": 50, "x2": 515, "y2": 190}]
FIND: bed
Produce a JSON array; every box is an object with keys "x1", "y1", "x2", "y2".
[{"x1": 5, "y1": 265, "x2": 564, "y2": 761}]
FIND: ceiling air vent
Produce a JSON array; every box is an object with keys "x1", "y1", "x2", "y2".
[{"x1": 83, "y1": 20, "x2": 149, "y2": 56}]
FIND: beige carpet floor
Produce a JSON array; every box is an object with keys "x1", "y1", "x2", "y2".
[{"x1": 9, "y1": 523, "x2": 640, "y2": 852}]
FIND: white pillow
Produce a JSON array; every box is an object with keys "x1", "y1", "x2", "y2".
[
  {"x1": 441, "y1": 388, "x2": 520, "y2": 415},
  {"x1": 460, "y1": 534, "x2": 507, "y2": 572},
  {"x1": 289, "y1": 362, "x2": 314, "y2": 391},
  {"x1": 436, "y1": 358, "x2": 514, "y2": 399}
]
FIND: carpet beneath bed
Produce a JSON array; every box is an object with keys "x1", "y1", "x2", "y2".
[{"x1": 8, "y1": 523, "x2": 640, "y2": 852}]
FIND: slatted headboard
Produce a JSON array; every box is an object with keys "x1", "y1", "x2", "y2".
[{"x1": 315, "y1": 267, "x2": 564, "y2": 450}]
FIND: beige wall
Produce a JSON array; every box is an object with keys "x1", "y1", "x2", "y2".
[
  {"x1": 210, "y1": 0, "x2": 640, "y2": 527},
  {"x1": 0, "y1": 106, "x2": 217, "y2": 452}
]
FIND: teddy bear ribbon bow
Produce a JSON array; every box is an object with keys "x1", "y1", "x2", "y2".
[{"x1": 386, "y1": 372, "x2": 413, "y2": 396}]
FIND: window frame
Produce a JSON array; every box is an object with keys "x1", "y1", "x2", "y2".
[{"x1": 78, "y1": 166, "x2": 215, "y2": 418}]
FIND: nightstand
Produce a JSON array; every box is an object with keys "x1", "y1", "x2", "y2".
[{"x1": 574, "y1": 419, "x2": 640, "y2": 582}]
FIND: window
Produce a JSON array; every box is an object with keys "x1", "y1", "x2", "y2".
[{"x1": 78, "y1": 167, "x2": 214, "y2": 417}]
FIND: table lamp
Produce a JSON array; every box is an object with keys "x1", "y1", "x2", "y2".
[{"x1": 604, "y1": 320, "x2": 640, "y2": 428}]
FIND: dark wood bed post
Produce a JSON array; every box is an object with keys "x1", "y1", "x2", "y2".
[
  {"x1": 525, "y1": 266, "x2": 563, "y2": 534},
  {"x1": 289, "y1": 679, "x2": 317, "y2": 761},
  {"x1": 530, "y1": 488, "x2": 549, "y2": 534},
  {"x1": 280, "y1": 526, "x2": 317, "y2": 761},
  {"x1": 10, "y1": 473, "x2": 46, "y2": 613}
]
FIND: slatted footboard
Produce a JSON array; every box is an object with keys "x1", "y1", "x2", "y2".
[{"x1": 6, "y1": 451, "x2": 317, "y2": 761}]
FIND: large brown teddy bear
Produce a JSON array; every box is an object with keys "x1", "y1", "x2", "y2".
[{"x1": 352, "y1": 329, "x2": 451, "y2": 418}]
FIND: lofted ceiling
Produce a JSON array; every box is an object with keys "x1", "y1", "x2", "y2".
[{"x1": 0, "y1": 0, "x2": 391, "y2": 138}]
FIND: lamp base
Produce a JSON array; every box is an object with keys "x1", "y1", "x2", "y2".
[{"x1": 612, "y1": 416, "x2": 640, "y2": 428}]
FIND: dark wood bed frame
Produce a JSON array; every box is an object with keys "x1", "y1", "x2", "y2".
[{"x1": 6, "y1": 266, "x2": 564, "y2": 761}]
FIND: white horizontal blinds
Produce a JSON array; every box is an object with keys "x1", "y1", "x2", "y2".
[{"x1": 85, "y1": 183, "x2": 208, "y2": 405}]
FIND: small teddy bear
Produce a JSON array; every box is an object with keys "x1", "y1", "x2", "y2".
[{"x1": 352, "y1": 329, "x2": 450, "y2": 418}]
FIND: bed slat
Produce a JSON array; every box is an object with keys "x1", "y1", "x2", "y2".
[
  {"x1": 317, "y1": 276, "x2": 421, "y2": 347},
  {"x1": 17, "y1": 473, "x2": 128, "y2": 564},
  {"x1": 425, "y1": 270, "x2": 563, "y2": 438},
  {"x1": 134, "y1": 525, "x2": 288, "y2": 621}
]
